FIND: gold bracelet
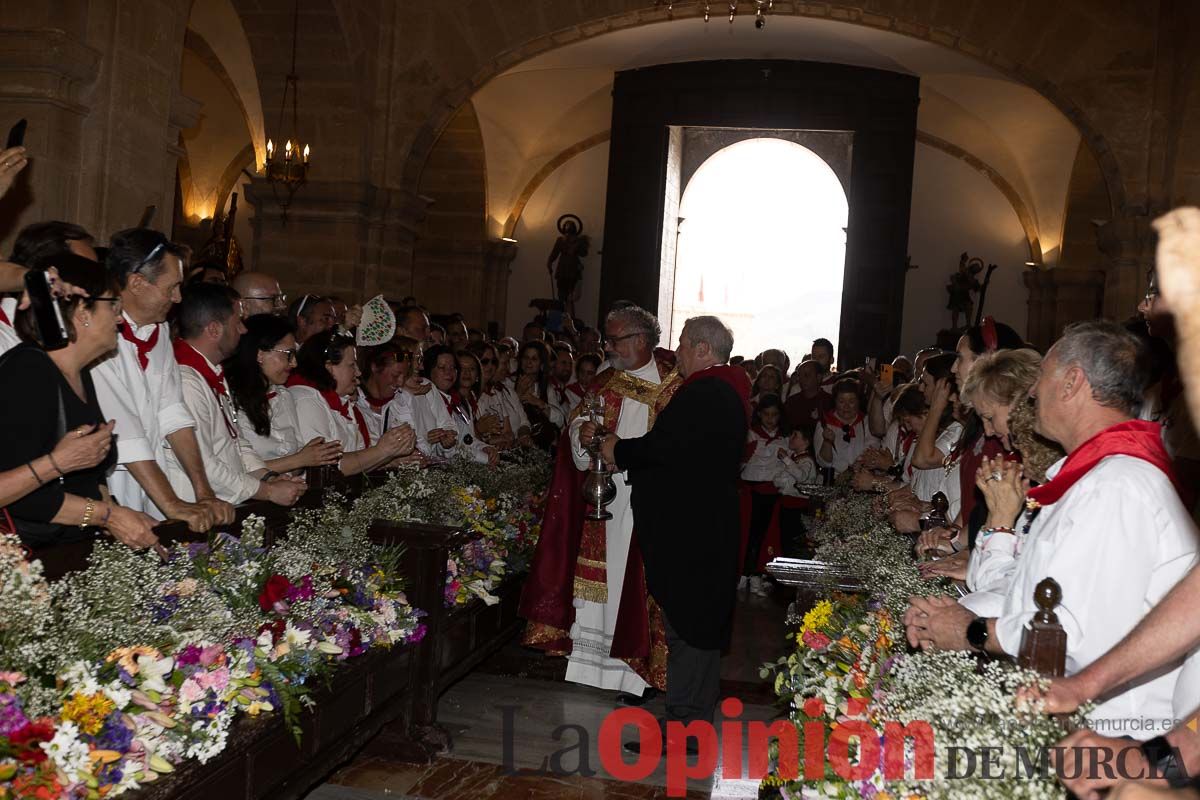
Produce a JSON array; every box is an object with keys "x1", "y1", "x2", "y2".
[{"x1": 80, "y1": 499, "x2": 95, "y2": 529}]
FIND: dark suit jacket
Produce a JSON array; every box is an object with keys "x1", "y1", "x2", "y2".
[{"x1": 613, "y1": 374, "x2": 748, "y2": 650}]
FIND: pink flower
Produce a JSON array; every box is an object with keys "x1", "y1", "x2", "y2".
[
  {"x1": 179, "y1": 678, "x2": 204, "y2": 706},
  {"x1": 195, "y1": 666, "x2": 229, "y2": 692}
]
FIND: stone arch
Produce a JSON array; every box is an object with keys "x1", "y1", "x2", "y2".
[{"x1": 399, "y1": 3, "x2": 1126, "y2": 220}]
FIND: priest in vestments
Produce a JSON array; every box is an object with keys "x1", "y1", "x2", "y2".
[
  {"x1": 520, "y1": 304, "x2": 681, "y2": 697},
  {"x1": 599, "y1": 315, "x2": 751, "y2": 730}
]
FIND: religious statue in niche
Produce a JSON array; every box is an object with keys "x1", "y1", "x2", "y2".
[
  {"x1": 546, "y1": 214, "x2": 590, "y2": 317},
  {"x1": 946, "y1": 252, "x2": 985, "y2": 330}
]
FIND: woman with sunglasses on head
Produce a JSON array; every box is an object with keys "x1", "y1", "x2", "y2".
[
  {"x1": 815, "y1": 378, "x2": 879, "y2": 476},
  {"x1": 468, "y1": 340, "x2": 533, "y2": 450},
  {"x1": 355, "y1": 340, "x2": 418, "y2": 444},
  {"x1": 288, "y1": 330, "x2": 415, "y2": 474},
  {"x1": 224, "y1": 314, "x2": 343, "y2": 473},
  {"x1": 412, "y1": 344, "x2": 498, "y2": 465},
  {"x1": 0, "y1": 254, "x2": 159, "y2": 551}
]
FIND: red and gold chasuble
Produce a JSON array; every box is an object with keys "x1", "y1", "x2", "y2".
[{"x1": 519, "y1": 352, "x2": 680, "y2": 690}]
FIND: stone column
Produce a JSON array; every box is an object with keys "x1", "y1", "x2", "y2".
[
  {"x1": 0, "y1": 28, "x2": 101, "y2": 251},
  {"x1": 1023, "y1": 268, "x2": 1107, "y2": 351},
  {"x1": 1093, "y1": 214, "x2": 1155, "y2": 320},
  {"x1": 243, "y1": 176, "x2": 430, "y2": 302},
  {"x1": 482, "y1": 239, "x2": 519, "y2": 335}
]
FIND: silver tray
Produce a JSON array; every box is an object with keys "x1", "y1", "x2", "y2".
[{"x1": 765, "y1": 557, "x2": 866, "y2": 592}]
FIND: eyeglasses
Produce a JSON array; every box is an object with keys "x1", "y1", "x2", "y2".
[
  {"x1": 246, "y1": 293, "x2": 287, "y2": 306},
  {"x1": 266, "y1": 347, "x2": 298, "y2": 363}
]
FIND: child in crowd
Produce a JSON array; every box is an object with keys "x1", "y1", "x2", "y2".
[
  {"x1": 740, "y1": 393, "x2": 787, "y2": 596},
  {"x1": 774, "y1": 423, "x2": 818, "y2": 558}
]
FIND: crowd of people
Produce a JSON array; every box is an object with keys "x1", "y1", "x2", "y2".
[
  {"x1": 4, "y1": 194, "x2": 1200, "y2": 797},
  {"x1": 0, "y1": 219, "x2": 623, "y2": 553}
]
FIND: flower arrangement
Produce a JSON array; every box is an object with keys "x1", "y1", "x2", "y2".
[
  {"x1": 761, "y1": 489, "x2": 1079, "y2": 800},
  {"x1": 0, "y1": 454, "x2": 551, "y2": 798}
]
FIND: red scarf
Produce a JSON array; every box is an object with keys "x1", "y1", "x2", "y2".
[
  {"x1": 363, "y1": 388, "x2": 395, "y2": 410},
  {"x1": 1025, "y1": 420, "x2": 1184, "y2": 508},
  {"x1": 743, "y1": 426, "x2": 782, "y2": 461},
  {"x1": 0, "y1": 305, "x2": 9, "y2": 327},
  {"x1": 119, "y1": 321, "x2": 160, "y2": 371},
  {"x1": 823, "y1": 410, "x2": 864, "y2": 440},
  {"x1": 681, "y1": 364, "x2": 752, "y2": 423},
  {"x1": 286, "y1": 373, "x2": 370, "y2": 447},
  {"x1": 899, "y1": 429, "x2": 917, "y2": 476},
  {"x1": 173, "y1": 340, "x2": 238, "y2": 439},
  {"x1": 565, "y1": 381, "x2": 586, "y2": 399}
]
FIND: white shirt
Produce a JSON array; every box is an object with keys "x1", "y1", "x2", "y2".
[
  {"x1": 814, "y1": 415, "x2": 879, "y2": 474},
  {"x1": 291, "y1": 385, "x2": 364, "y2": 453},
  {"x1": 0, "y1": 297, "x2": 19, "y2": 355},
  {"x1": 741, "y1": 428, "x2": 787, "y2": 482},
  {"x1": 570, "y1": 359, "x2": 661, "y2": 471},
  {"x1": 910, "y1": 421, "x2": 964, "y2": 521},
  {"x1": 237, "y1": 387, "x2": 304, "y2": 462},
  {"x1": 411, "y1": 382, "x2": 458, "y2": 460},
  {"x1": 478, "y1": 383, "x2": 529, "y2": 441},
  {"x1": 774, "y1": 455, "x2": 819, "y2": 496},
  {"x1": 167, "y1": 346, "x2": 265, "y2": 505},
  {"x1": 987, "y1": 454, "x2": 1200, "y2": 731},
  {"x1": 92, "y1": 313, "x2": 196, "y2": 515},
  {"x1": 438, "y1": 390, "x2": 491, "y2": 464},
  {"x1": 355, "y1": 388, "x2": 416, "y2": 446}
]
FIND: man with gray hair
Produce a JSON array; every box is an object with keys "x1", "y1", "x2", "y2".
[
  {"x1": 520, "y1": 302, "x2": 682, "y2": 703},
  {"x1": 597, "y1": 315, "x2": 751, "y2": 750},
  {"x1": 905, "y1": 319, "x2": 1199, "y2": 739}
]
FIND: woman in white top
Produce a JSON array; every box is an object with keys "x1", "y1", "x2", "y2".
[
  {"x1": 224, "y1": 314, "x2": 342, "y2": 474},
  {"x1": 514, "y1": 340, "x2": 566, "y2": 450},
  {"x1": 411, "y1": 344, "x2": 497, "y2": 465},
  {"x1": 286, "y1": 330, "x2": 415, "y2": 475},
  {"x1": 890, "y1": 382, "x2": 963, "y2": 519},
  {"x1": 469, "y1": 340, "x2": 532, "y2": 450},
  {"x1": 814, "y1": 378, "x2": 880, "y2": 474},
  {"x1": 354, "y1": 339, "x2": 418, "y2": 447}
]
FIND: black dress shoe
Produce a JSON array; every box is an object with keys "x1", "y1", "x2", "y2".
[
  {"x1": 615, "y1": 688, "x2": 659, "y2": 706},
  {"x1": 623, "y1": 738, "x2": 699, "y2": 757}
]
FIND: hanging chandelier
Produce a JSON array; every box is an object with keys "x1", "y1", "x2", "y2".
[
  {"x1": 262, "y1": 0, "x2": 310, "y2": 222},
  {"x1": 655, "y1": 1, "x2": 774, "y2": 28}
]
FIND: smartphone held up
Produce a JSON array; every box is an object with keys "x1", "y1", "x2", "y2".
[{"x1": 24, "y1": 269, "x2": 70, "y2": 350}]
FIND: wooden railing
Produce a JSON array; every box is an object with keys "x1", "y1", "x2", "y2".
[{"x1": 26, "y1": 467, "x2": 532, "y2": 797}]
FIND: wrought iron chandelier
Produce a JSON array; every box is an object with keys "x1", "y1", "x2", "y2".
[
  {"x1": 262, "y1": 0, "x2": 310, "y2": 221},
  {"x1": 655, "y1": 0, "x2": 774, "y2": 28}
]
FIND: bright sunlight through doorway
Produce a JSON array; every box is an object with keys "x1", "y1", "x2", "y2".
[{"x1": 666, "y1": 138, "x2": 849, "y2": 366}]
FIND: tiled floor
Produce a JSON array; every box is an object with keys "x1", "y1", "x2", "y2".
[{"x1": 310, "y1": 586, "x2": 795, "y2": 800}]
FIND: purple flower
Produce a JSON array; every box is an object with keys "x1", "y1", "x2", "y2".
[
  {"x1": 287, "y1": 575, "x2": 316, "y2": 603},
  {"x1": 0, "y1": 692, "x2": 29, "y2": 736},
  {"x1": 175, "y1": 644, "x2": 204, "y2": 666},
  {"x1": 95, "y1": 711, "x2": 134, "y2": 752},
  {"x1": 409, "y1": 623, "x2": 427, "y2": 644}
]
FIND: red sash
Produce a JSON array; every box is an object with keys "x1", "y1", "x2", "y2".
[
  {"x1": 363, "y1": 389, "x2": 394, "y2": 410},
  {"x1": 119, "y1": 321, "x2": 160, "y2": 371},
  {"x1": 1025, "y1": 420, "x2": 1184, "y2": 508},
  {"x1": 173, "y1": 340, "x2": 238, "y2": 439},
  {"x1": 286, "y1": 373, "x2": 370, "y2": 447}
]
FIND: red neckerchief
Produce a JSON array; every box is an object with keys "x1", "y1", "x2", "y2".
[
  {"x1": 363, "y1": 388, "x2": 395, "y2": 410},
  {"x1": 0, "y1": 306, "x2": 9, "y2": 327},
  {"x1": 823, "y1": 410, "x2": 864, "y2": 440},
  {"x1": 565, "y1": 381, "x2": 586, "y2": 398},
  {"x1": 680, "y1": 364, "x2": 752, "y2": 423},
  {"x1": 1025, "y1": 420, "x2": 1186, "y2": 508},
  {"x1": 743, "y1": 426, "x2": 782, "y2": 461},
  {"x1": 266, "y1": 390, "x2": 277, "y2": 400},
  {"x1": 172, "y1": 340, "x2": 238, "y2": 439},
  {"x1": 119, "y1": 320, "x2": 160, "y2": 371},
  {"x1": 899, "y1": 430, "x2": 918, "y2": 476},
  {"x1": 751, "y1": 424, "x2": 783, "y2": 443},
  {"x1": 286, "y1": 373, "x2": 370, "y2": 446}
]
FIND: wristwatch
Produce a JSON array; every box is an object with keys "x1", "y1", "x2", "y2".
[{"x1": 966, "y1": 617, "x2": 990, "y2": 652}]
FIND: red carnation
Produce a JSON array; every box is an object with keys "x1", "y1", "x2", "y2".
[
  {"x1": 8, "y1": 719, "x2": 55, "y2": 763},
  {"x1": 258, "y1": 574, "x2": 295, "y2": 613},
  {"x1": 802, "y1": 630, "x2": 832, "y2": 651}
]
